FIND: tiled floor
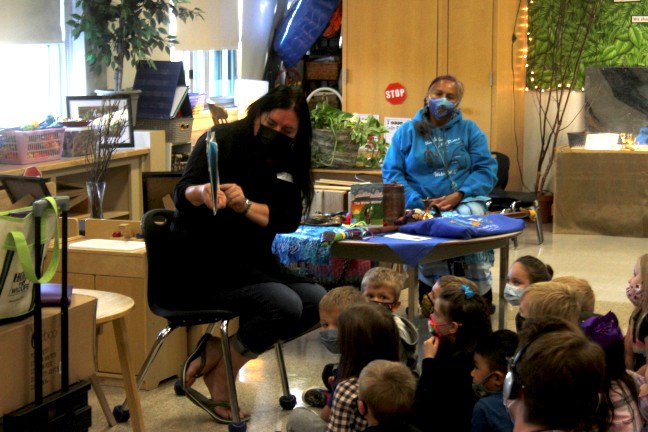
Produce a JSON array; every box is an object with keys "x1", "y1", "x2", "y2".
[{"x1": 88, "y1": 222, "x2": 646, "y2": 431}]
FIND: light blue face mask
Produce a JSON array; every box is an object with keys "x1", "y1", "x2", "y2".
[
  {"x1": 427, "y1": 97, "x2": 456, "y2": 120},
  {"x1": 503, "y1": 283, "x2": 524, "y2": 306},
  {"x1": 319, "y1": 329, "x2": 339, "y2": 354}
]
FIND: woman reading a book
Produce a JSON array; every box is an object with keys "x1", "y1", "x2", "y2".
[{"x1": 173, "y1": 85, "x2": 325, "y2": 423}]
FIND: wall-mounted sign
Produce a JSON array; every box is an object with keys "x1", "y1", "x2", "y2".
[
  {"x1": 632, "y1": 16, "x2": 648, "y2": 23},
  {"x1": 385, "y1": 83, "x2": 407, "y2": 105}
]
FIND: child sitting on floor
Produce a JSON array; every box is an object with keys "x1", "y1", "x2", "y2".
[
  {"x1": 302, "y1": 285, "x2": 366, "y2": 420},
  {"x1": 360, "y1": 266, "x2": 419, "y2": 376},
  {"x1": 357, "y1": 359, "x2": 421, "y2": 432},
  {"x1": 470, "y1": 329, "x2": 518, "y2": 432}
]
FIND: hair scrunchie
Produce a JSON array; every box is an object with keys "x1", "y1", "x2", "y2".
[{"x1": 461, "y1": 284, "x2": 474, "y2": 299}]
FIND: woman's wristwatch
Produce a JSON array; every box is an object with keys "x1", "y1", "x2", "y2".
[{"x1": 242, "y1": 198, "x2": 252, "y2": 215}]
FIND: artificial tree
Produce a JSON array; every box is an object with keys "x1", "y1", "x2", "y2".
[
  {"x1": 67, "y1": 0, "x2": 204, "y2": 92},
  {"x1": 526, "y1": 0, "x2": 605, "y2": 193}
]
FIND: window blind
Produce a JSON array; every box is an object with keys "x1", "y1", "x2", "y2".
[
  {"x1": 0, "y1": 1, "x2": 63, "y2": 44},
  {"x1": 174, "y1": 0, "x2": 239, "y2": 51}
]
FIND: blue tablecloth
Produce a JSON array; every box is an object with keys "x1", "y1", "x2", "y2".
[{"x1": 272, "y1": 225, "x2": 372, "y2": 287}]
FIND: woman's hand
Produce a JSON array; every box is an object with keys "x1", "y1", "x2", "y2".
[
  {"x1": 220, "y1": 183, "x2": 248, "y2": 214},
  {"x1": 186, "y1": 183, "x2": 227, "y2": 209},
  {"x1": 428, "y1": 191, "x2": 464, "y2": 211},
  {"x1": 422, "y1": 335, "x2": 439, "y2": 359}
]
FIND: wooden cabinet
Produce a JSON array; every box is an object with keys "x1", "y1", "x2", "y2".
[{"x1": 341, "y1": 0, "x2": 524, "y2": 189}]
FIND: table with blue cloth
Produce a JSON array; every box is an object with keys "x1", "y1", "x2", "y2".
[
  {"x1": 273, "y1": 215, "x2": 525, "y2": 327},
  {"x1": 272, "y1": 225, "x2": 373, "y2": 288}
]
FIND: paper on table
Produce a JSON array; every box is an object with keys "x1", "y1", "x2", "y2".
[
  {"x1": 206, "y1": 131, "x2": 219, "y2": 215},
  {"x1": 384, "y1": 232, "x2": 431, "y2": 242}
]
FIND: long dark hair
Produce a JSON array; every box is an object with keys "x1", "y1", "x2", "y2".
[
  {"x1": 246, "y1": 85, "x2": 314, "y2": 216},
  {"x1": 337, "y1": 302, "x2": 400, "y2": 381},
  {"x1": 436, "y1": 285, "x2": 492, "y2": 355}
]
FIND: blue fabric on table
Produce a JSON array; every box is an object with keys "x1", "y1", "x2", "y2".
[
  {"x1": 364, "y1": 235, "x2": 447, "y2": 266},
  {"x1": 398, "y1": 214, "x2": 525, "y2": 240},
  {"x1": 272, "y1": 225, "x2": 372, "y2": 288}
]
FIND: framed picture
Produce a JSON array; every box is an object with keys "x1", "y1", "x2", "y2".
[{"x1": 66, "y1": 95, "x2": 134, "y2": 148}]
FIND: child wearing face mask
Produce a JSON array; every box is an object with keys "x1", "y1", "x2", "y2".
[
  {"x1": 360, "y1": 266, "x2": 419, "y2": 377},
  {"x1": 470, "y1": 329, "x2": 518, "y2": 432},
  {"x1": 302, "y1": 286, "x2": 366, "y2": 419},
  {"x1": 624, "y1": 253, "x2": 648, "y2": 394},
  {"x1": 410, "y1": 283, "x2": 493, "y2": 432},
  {"x1": 501, "y1": 255, "x2": 553, "y2": 331},
  {"x1": 287, "y1": 302, "x2": 401, "y2": 432}
]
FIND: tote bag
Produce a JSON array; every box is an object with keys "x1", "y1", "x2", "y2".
[{"x1": 0, "y1": 197, "x2": 60, "y2": 324}]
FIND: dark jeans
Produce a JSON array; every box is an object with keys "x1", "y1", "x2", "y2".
[{"x1": 215, "y1": 281, "x2": 326, "y2": 357}]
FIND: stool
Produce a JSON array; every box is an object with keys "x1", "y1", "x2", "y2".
[{"x1": 74, "y1": 289, "x2": 144, "y2": 432}]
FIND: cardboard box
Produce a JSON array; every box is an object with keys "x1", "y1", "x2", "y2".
[
  {"x1": 0, "y1": 294, "x2": 97, "y2": 415},
  {"x1": 349, "y1": 183, "x2": 384, "y2": 226}
]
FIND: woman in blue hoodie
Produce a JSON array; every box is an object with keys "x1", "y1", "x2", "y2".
[{"x1": 382, "y1": 74, "x2": 498, "y2": 308}]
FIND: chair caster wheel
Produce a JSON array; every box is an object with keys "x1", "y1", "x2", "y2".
[
  {"x1": 112, "y1": 405, "x2": 130, "y2": 422},
  {"x1": 174, "y1": 378, "x2": 185, "y2": 396},
  {"x1": 279, "y1": 394, "x2": 297, "y2": 410},
  {"x1": 228, "y1": 421, "x2": 247, "y2": 432}
]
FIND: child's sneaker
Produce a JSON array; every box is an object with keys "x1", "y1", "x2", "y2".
[{"x1": 302, "y1": 387, "x2": 329, "y2": 408}]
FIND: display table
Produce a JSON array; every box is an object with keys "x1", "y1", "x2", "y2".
[{"x1": 554, "y1": 148, "x2": 648, "y2": 237}]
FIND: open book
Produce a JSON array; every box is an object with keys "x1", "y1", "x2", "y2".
[{"x1": 206, "y1": 131, "x2": 219, "y2": 215}]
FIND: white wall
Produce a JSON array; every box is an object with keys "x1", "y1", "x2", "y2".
[{"x1": 523, "y1": 91, "x2": 586, "y2": 193}]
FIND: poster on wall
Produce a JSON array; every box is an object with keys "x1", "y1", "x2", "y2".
[{"x1": 384, "y1": 117, "x2": 409, "y2": 144}]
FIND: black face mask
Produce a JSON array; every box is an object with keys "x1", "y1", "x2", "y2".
[
  {"x1": 257, "y1": 125, "x2": 294, "y2": 170},
  {"x1": 258, "y1": 125, "x2": 294, "y2": 151}
]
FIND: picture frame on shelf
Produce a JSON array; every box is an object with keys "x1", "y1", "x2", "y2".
[{"x1": 66, "y1": 95, "x2": 134, "y2": 148}]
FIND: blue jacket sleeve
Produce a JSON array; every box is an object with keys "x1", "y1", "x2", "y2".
[
  {"x1": 457, "y1": 121, "x2": 497, "y2": 198},
  {"x1": 382, "y1": 124, "x2": 426, "y2": 210}
]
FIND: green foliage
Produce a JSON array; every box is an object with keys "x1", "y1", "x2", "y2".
[
  {"x1": 527, "y1": 0, "x2": 648, "y2": 89},
  {"x1": 67, "y1": 0, "x2": 204, "y2": 90},
  {"x1": 310, "y1": 102, "x2": 389, "y2": 168}
]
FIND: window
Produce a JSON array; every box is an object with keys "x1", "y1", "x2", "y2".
[
  {"x1": 0, "y1": 43, "x2": 67, "y2": 128},
  {"x1": 172, "y1": 49, "x2": 238, "y2": 101}
]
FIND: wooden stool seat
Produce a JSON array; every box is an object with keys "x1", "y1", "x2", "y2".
[{"x1": 74, "y1": 289, "x2": 144, "y2": 432}]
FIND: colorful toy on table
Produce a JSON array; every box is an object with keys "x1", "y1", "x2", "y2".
[{"x1": 320, "y1": 222, "x2": 400, "y2": 244}]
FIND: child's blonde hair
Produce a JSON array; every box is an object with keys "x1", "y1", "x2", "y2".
[
  {"x1": 358, "y1": 359, "x2": 415, "y2": 424},
  {"x1": 360, "y1": 267, "x2": 406, "y2": 300},
  {"x1": 319, "y1": 285, "x2": 366, "y2": 312},
  {"x1": 521, "y1": 281, "x2": 581, "y2": 323},
  {"x1": 552, "y1": 276, "x2": 595, "y2": 313}
]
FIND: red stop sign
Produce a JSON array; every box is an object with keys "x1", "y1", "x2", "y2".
[{"x1": 384, "y1": 83, "x2": 407, "y2": 105}]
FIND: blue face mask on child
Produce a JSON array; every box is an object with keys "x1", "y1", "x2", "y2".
[
  {"x1": 319, "y1": 329, "x2": 339, "y2": 354},
  {"x1": 503, "y1": 283, "x2": 524, "y2": 306},
  {"x1": 427, "y1": 97, "x2": 456, "y2": 120}
]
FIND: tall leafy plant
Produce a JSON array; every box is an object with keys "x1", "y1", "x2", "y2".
[
  {"x1": 526, "y1": 0, "x2": 604, "y2": 193},
  {"x1": 67, "y1": 0, "x2": 204, "y2": 92}
]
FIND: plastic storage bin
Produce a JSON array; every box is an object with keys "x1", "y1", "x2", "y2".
[{"x1": 0, "y1": 128, "x2": 65, "y2": 164}]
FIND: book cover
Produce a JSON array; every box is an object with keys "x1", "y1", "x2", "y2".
[{"x1": 349, "y1": 183, "x2": 384, "y2": 226}]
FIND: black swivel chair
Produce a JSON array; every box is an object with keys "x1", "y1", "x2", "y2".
[
  {"x1": 488, "y1": 152, "x2": 544, "y2": 245},
  {"x1": 112, "y1": 209, "x2": 297, "y2": 432}
]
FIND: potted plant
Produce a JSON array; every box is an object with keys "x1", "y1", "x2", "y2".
[
  {"x1": 310, "y1": 102, "x2": 388, "y2": 169},
  {"x1": 67, "y1": 0, "x2": 204, "y2": 93}
]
